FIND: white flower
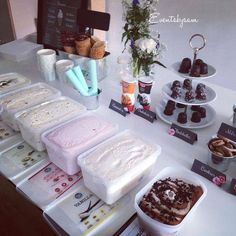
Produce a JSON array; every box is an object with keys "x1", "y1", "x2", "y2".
[{"x1": 135, "y1": 38, "x2": 157, "y2": 54}]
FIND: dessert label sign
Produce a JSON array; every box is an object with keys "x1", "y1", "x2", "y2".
[
  {"x1": 109, "y1": 99, "x2": 127, "y2": 117},
  {"x1": 169, "y1": 123, "x2": 197, "y2": 144},
  {"x1": 114, "y1": 214, "x2": 147, "y2": 236},
  {"x1": 58, "y1": 185, "x2": 119, "y2": 234},
  {"x1": 191, "y1": 159, "x2": 226, "y2": 187},
  {"x1": 230, "y1": 179, "x2": 236, "y2": 195},
  {"x1": 218, "y1": 122, "x2": 236, "y2": 142},
  {"x1": 28, "y1": 163, "x2": 83, "y2": 199},
  {"x1": 134, "y1": 108, "x2": 156, "y2": 123},
  {"x1": 37, "y1": 0, "x2": 88, "y2": 49}
]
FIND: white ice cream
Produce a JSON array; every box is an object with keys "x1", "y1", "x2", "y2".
[
  {"x1": 17, "y1": 98, "x2": 85, "y2": 129},
  {"x1": 82, "y1": 132, "x2": 156, "y2": 181},
  {"x1": 1, "y1": 87, "x2": 55, "y2": 110}
]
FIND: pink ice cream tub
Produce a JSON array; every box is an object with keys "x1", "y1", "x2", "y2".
[{"x1": 41, "y1": 115, "x2": 118, "y2": 175}]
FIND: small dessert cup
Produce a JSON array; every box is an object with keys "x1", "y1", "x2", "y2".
[{"x1": 207, "y1": 137, "x2": 236, "y2": 172}]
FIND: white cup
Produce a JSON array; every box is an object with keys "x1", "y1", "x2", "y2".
[
  {"x1": 55, "y1": 59, "x2": 74, "y2": 83},
  {"x1": 37, "y1": 49, "x2": 56, "y2": 82}
]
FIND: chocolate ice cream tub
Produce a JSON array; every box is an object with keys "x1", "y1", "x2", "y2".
[{"x1": 134, "y1": 167, "x2": 207, "y2": 236}]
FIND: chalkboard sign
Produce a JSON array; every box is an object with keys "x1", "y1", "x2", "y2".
[{"x1": 37, "y1": 0, "x2": 89, "y2": 50}]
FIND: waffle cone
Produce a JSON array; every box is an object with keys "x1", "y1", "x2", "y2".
[
  {"x1": 90, "y1": 41, "x2": 105, "y2": 59},
  {"x1": 64, "y1": 46, "x2": 76, "y2": 54}
]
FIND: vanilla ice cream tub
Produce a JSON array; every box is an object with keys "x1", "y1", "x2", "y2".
[
  {"x1": 15, "y1": 97, "x2": 86, "y2": 151},
  {"x1": 0, "y1": 73, "x2": 31, "y2": 94},
  {"x1": 0, "y1": 82, "x2": 61, "y2": 131},
  {"x1": 78, "y1": 130, "x2": 161, "y2": 204}
]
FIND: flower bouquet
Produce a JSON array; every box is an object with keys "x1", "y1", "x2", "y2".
[{"x1": 122, "y1": 0, "x2": 166, "y2": 77}]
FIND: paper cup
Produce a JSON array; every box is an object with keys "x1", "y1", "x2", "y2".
[
  {"x1": 55, "y1": 59, "x2": 74, "y2": 83},
  {"x1": 37, "y1": 49, "x2": 56, "y2": 82},
  {"x1": 121, "y1": 79, "x2": 136, "y2": 94},
  {"x1": 138, "y1": 76, "x2": 153, "y2": 94}
]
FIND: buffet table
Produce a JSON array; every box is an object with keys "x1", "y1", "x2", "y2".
[{"x1": 0, "y1": 54, "x2": 235, "y2": 236}]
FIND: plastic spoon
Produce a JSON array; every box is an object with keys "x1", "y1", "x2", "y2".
[
  {"x1": 88, "y1": 59, "x2": 98, "y2": 96},
  {"x1": 72, "y1": 65, "x2": 88, "y2": 92},
  {"x1": 65, "y1": 69, "x2": 89, "y2": 96}
]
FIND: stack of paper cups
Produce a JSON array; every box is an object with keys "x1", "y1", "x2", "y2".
[
  {"x1": 56, "y1": 59, "x2": 74, "y2": 83},
  {"x1": 37, "y1": 49, "x2": 56, "y2": 82}
]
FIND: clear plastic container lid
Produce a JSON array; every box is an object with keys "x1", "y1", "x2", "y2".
[
  {"x1": 0, "y1": 121, "x2": 21, "y2": 147},
  {"x1": 42, "y1": 115, "x2": 119, "y2": 156},
  {"x1": 0, "y1": 73, "x2": 31, "y2": 95},
  {"x1": 0, "y1": 139, "x2": 49, "y2": 184},
  {"x1": 78, "y1": 130, "x2": 161, "y2": 186},
  {"x1": 16, "y1": 163, "x2": 83, "y2": 210},
  {"x1": 0, "y1": 82, "x2": 61, "y2": 114},
  {"x1": 43, "y1": 182, "x2": 133, "y2": 236},
  {"x1": 15, "y1": 96, "x2": 87, "y2": 132}
]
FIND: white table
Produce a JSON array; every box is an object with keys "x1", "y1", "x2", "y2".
[{"x1": 0, "y1": 55, "x2": 235, "y2": 236}]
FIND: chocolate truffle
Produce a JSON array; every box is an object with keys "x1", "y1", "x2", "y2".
[
  {"x1": 164, "y1": 100, "x2": 176, "y2": 116},
  {"x1": 183, "y1": 79, "x2": 192, "y2": 90},
  {"x1": 176, "y1": 103, "x2": 186, "y2": 108},
  {"x1": 185, "y1": 90, "x2": 195, "y2": 102},
  {"x1": 200, "y1": 63, "x2": 208, "y2": 74},
  {"x1": 198, "y1": 107, "x2": 206, "y2": 118},
  {"x1": 196, "y1": 88, "x2": 206, "y2": 100},
  {"x1": 177, "y1": 112, "x2": 187, "y2": 124},
  {"x1": 171, "y1": 80, "x2": 181, "y2": 90},
  {"x1": 190, "y1": 63, "x2": 201, "y2": 77},
  {"x1": 171, "y1": 87, "x2": 182, "y2": 99},
  {"x1": 195, "y1": 59, "x2": 204, "y2": 66},
  {"x1": 191, "y1": 111, "x2": 201, "y2": 123},
  {"x1": 166, "y1": 100, "x2": 176, "y2": 109},
  {"x1": 179, "y1": 58, "x2": 192, "y2": 73},
  {"x1": 196, "y1": 83, "x2": 206, "y2": 91},
  {"x1": 164, "y1": 107, "x2": 174, "y2": 116},
  {"x1": 191, "y1": 105, "x2": 201, "y2": 111}
]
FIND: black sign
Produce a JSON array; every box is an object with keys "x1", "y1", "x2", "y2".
[
  {"x1": 218, "y1": 122, "x2": 236, "y2": 142},
  {"x1": 191, "y1": 159, "x2": 226, "y2": 187},
  {"x1": 109, "y1": 99, "x2": 127, "y2": 117},
  {"x1": 37, "y1": 0, "x2": 88, "y2": 50},
  {"x1": 168, "y1": 123, "x2": 197, "y2": 144},
  {"x1": 77, "y1": 9, "x2": 110, "y2": 31},
  {"x1": 230, "y1": 179, "x2": 236, "y2": 195},
  {"x1": 134, "y1": 109, "x2": 156, "y2": 123}
]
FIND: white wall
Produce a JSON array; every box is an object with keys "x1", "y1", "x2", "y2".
[
  {"x1": 106, "y1": 0, "x2": 236, "y2": 91},
  {"x1": 9, "y1": 0, "x2": 37, "y2": 39}
]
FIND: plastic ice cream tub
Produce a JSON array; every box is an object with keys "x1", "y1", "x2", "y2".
[
  {"x1": 15, "y1": 96, "x2": 86, "y2": 151},
  {"x1": 43, "y1": 182, "x2": 133, "y2": 236},
  {"x1": 134, "y1": 167, "x2": 207, "y2": 236},
  {"x1": 0, "y1": 139, "x2": 50, "y2": 185},
  {"x1": 78, "y1": 130, "x2": 162, "y2": 205},
  {"x1": 0, "y1": 82, "x2": 61, "y2": 131},
  {"x1": 0, "y1": 121, "x2": 21, "y2": 148},
  {"x1": 41, "y1": 115, "x2": 119, "y2": 175},
  {"x1": 16, "y1": 162, "x2": 83, "y2": 209},
  {"x1": 0, "y1": 72, "x2": 31, "y2": 95}
]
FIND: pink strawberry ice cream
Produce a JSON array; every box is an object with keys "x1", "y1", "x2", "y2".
[{"x1": 42, "y1": 115, "x2": 118, "y2": 175}]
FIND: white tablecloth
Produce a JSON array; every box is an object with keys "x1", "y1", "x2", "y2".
[{"x1": 0, "y1": 55, "x2": 235, "y2": 236}]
